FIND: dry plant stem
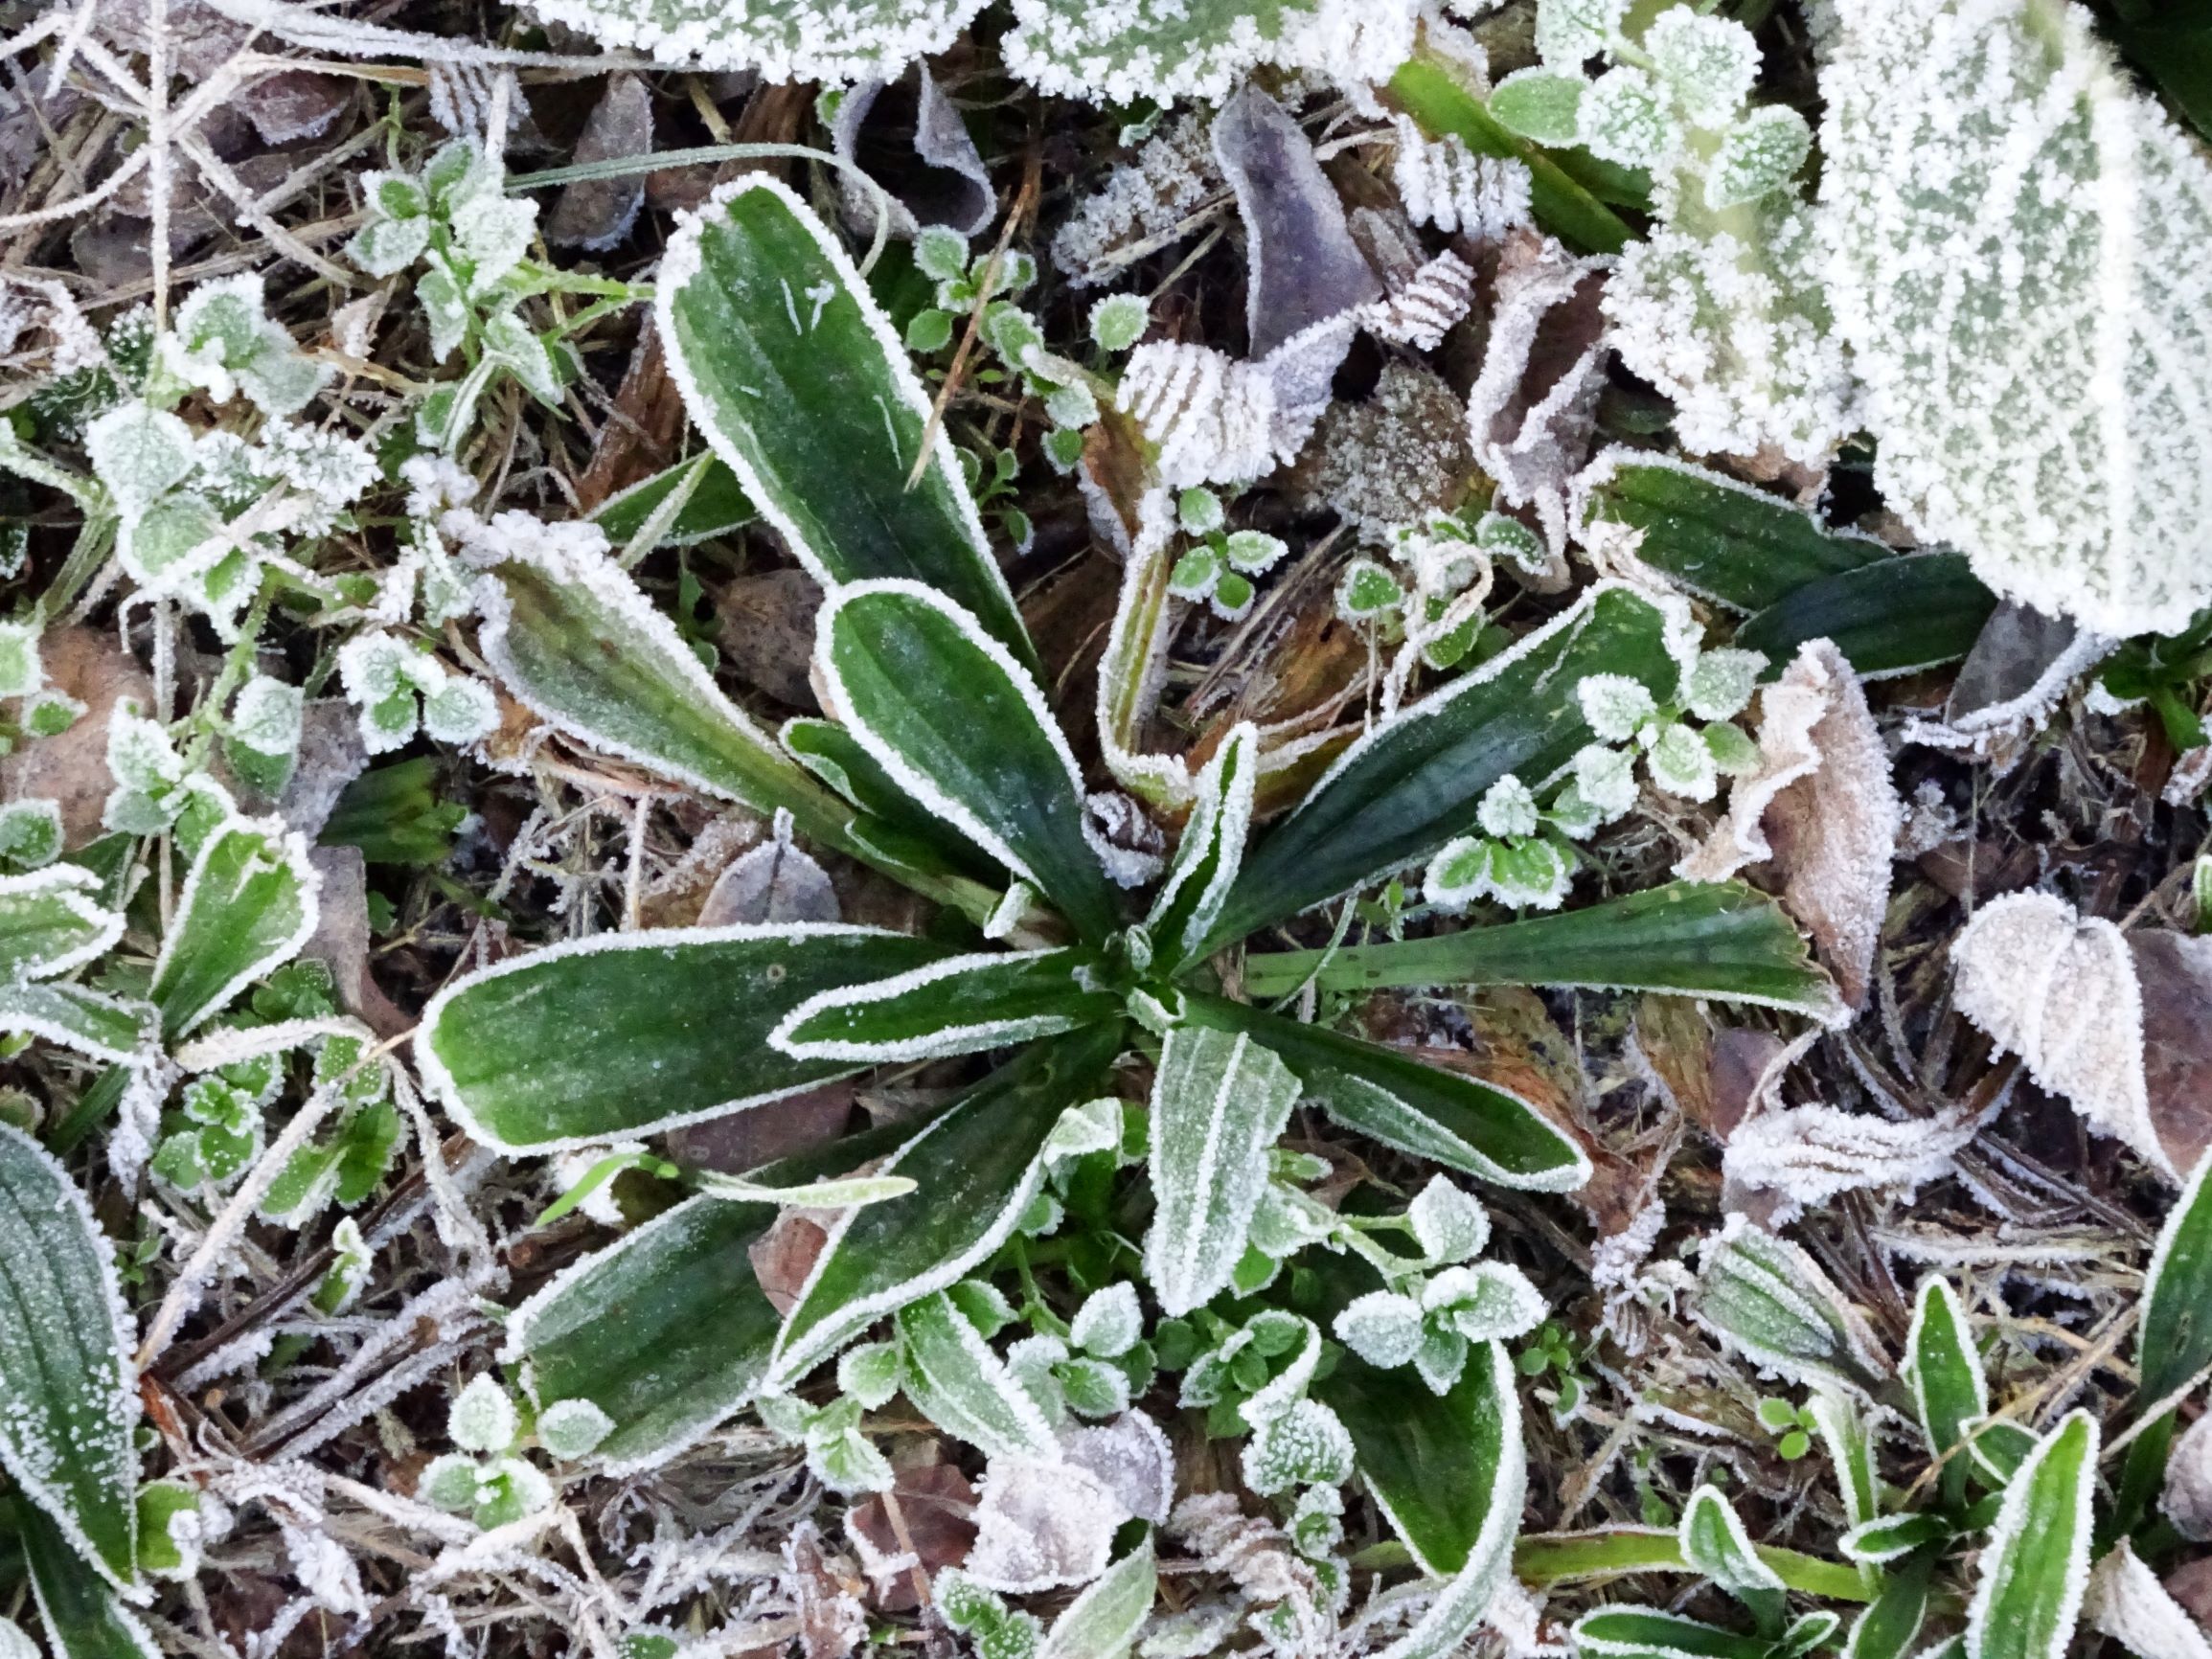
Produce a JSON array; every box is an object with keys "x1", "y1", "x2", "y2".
[
  {"x1": 906, "y1": 149, "x2": 1043, "y2": 489},
  {"x1": 138, "y1": 1031, "x2": 417, "y2": 1367}
]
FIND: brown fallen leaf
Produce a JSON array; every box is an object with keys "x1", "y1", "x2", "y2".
[
  {"x1": 846, "y1": 1456, "x2": 979, "y2": 1611},
  {"x1": 1680, "y1": 638, "x2": 1899, "y2": 1009},
  {"x1": 666, "y1": 1083, "x2": 855, "y2": 1176},
  {"x1": 547, "y1": 74, "x2": 653, "y2": 252},
  {"x1": 2131, "y1": 929, "x2": 2212, "y2": 1178},
  {"x1": 750, "y1": 1212, "x2": 832, "y2": 1316},
  {"x1": 1, "y1": 625, "x2": 152, "y2": 848}
]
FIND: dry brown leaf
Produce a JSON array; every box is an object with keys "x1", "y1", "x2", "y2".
[
  {"x1": 2131, "y1": 929, "x2": 2212, "y2": 1178},
  {"x1": 1680, "y1": 638, "x2": 1899, "y2": 1008},
  {"x1": 716, "y1": 569, "x2": 825, "y2": 710},
  {"x1": 1467, "y1": 230, "x2": 1608, "y2": 557},
  {"x1": 547, "y1": 74, "x2": 653, "y2": 251},
  {"x1": 1, "y1": 625, "x2": 151, "y2": 848},
  {"x1": 845, "y1": 1457, "x2": 979, "y2": 1611},
  {"x1": 1950, "y1": 891, "x2": 2192, "y2": 1181}
]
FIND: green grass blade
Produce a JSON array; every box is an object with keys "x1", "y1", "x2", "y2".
[{"x1": 1241, "y1": 881, "x2": 1844, "y2": 1023}]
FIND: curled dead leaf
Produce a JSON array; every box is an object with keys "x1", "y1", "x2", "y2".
[{"x1": 1679, "y1": 638, "x2": 1899, "y2": 1008}]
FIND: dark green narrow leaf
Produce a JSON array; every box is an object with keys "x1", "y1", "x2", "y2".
[
  {"x1": 10, "y1": 1497, "x2": 159, "y2": 1659},
  {"x1": 0, "y1": 867, "x2": 124, "y2": 983},
  {"x1": 418, "y1": 924, "x2": 950, "y2": 1151},
  {"x1": 510, "y1": 1197, "x2": 780, "y2": 1472},
  {"x1": 1904, "y1": 1278, "x2": 1986, "y2": 1508},
  {"x1": 587, "y1": 454, "x2": 756, "y2": 546},
  {"x1": 1180, "y1": 993, "x2": 1587, "y2": 1191},
  {"x1": 1146, "y1": 723, "x2": 1257, "y2": 975},
  {"x1": 2139, "y1": 1148, "x2": 2212, "y2": 1418},
  {"x1": 1578, "y1": 449, "x2": 1886, "y2": 611},
  {"x1": 773, "y1": 947, "x2": 1123, "y2": 1063},
  {"x1": 1964, "y1": 1412, "x2": 2097, "y2": 1659},
  {"x1": 657, "y1": 175, "x2": 1033, "y2": 665},
  {"x1": 1736, "y1": 554, "x2": 1996, "y2": 677},
  {"x1": 1845, "y1": 1550, "x2": 1933, "y2": 1659},
  {"x1": 895, "y1": 1291, "x2": 1060, "y2": 1461},
  {"x1": 772, "y1": 1021, "x2": 1125, "y2": 1380},
  {"x1": 1241, "y1": 882, "x2": 1844, "y2": 1024},
  {"x1": 783, "y1": 716, "x2": 1004, "y2": 885},
  {"x1": 1571, "y1": 1607, "x2": 1772, "y2": 1658},
  {"x1": 0, "y1": 1124, "x2": 139, "y2": 1587},
  {"x1": 1209, "y1": 583, "x2": 1676, "y2": 952},
  {"x1": 821, "y1": 581, "x2": 1121, "y2": 943},
  {"x1": 509, "y1": 1113, "x2": 933, "y2": 1471}
]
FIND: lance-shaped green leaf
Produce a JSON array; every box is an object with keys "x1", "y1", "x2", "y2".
[
  {"x1": 1905, "y1": 1278, "x2": 1987, "y2": 1507},
  {"x1": 1207, "y1": 584, "x2": 1676, "y2": 951},
  {"x1": 0, "y1": 865, "x2": 125, "y2": 984},
  {"x1": 1317, "y1": 1339, "x2": 1526, "y2": 1659},
  {"x1": 1847, "y1": 1550, "x2": 1934, "y2": 1659},
  {"x1": 1146, "y1": 723, "x2": 1257, "y2": 975},
  {"x1": 1809, "y1": 1387, "x2": 1880, "y2": 1534},
  {"x1": 1145, "y1": 1024, "x2": 1303, "y2": 1317},
  {"x1": 895, "y1": 1291, "x2": 1060, "y2": 1462},
  {"x1": 1842, "y1": 1512, "x2": 1951, "y2": 1566},
  {"x1": 2139, "y1": 1148, "x2": 2212, "y2": 1420},
  {"x1": 1737, "y1": 554, "x2": 1996, "y2": 678},
  {"x1": 784, "y1": 716, "x2": 1004, "y2": 885},
  {"x1": 1964, "y1": 1411, "x2": 2097, "y2": 1659},
  {"x1": 1681, "y1": 1486, "x2": 1788, "y2": 1635},
  {"x1": 148, "y1": 815, "x2": 318, "y2": 1039},
  {"x1": 772, "y1": 1022, "x2": 1124, "y2": 1381},
  {"x1": 10, "y1": 1498, "x2": 160, "y2": 1659},
  {"x1": 1180, "y1": 993, "x2": 1587, "y2": 1191},
  {"x1": 0, "y1": 983, "x2": 156, "y2": 1066},
  {"x1": 819, "y1": 580, "x2": 1119, "y2": 942},
  {"x1": 1242, "y1": 881, "x2": 1845, "y2": 1025},
  {"x1": 1039, "y1": 1535, "x2": 1156, "y2": 1659},
  {"x1": 0, "y1": 1125, "x2": 140, "y2": 1587},
  {"x1": 473, "y1": 521, "x2": 882, "y2": 877},
  {"x1": 510, "y1": 1114, "x2": 934, "y2": 1472},
  {"x1": 1689, "y1": 1225, "x2": 1892, "y2": 1397},
  {"x1": 772, "y1": 947, "x2": 1121, "y2": 1064},
  {"x1": 694, "y1": 1171, "x2": 916, "y2": 1208},
  {"x1": 419, "y1": 924, "x2": 949, "y2": 1153},
  {"x1": 1571, "y1": 1607, "x2": 1772, "y2": 1659},
  {"x1": 657, "y1": 175, "x2": 1031, "y2": 662},
  {"x1": 1578, "y1": 449, "x2": 1887, "y2": 613},
  {"x1": 586, "y1": 453, "x2": 755, "y2": 548},
  {"x1": 1964, "y1": 1417, "x2": 2040, "y2": 1488}
]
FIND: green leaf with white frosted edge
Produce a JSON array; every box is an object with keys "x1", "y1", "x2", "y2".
[
  {"x1": 1689, "y1": 1223, "x2": 1891, "y2": 1397},
  {"x1": 1145, "y1": 722, "x2": 1256, "y2": 975},
  {"x1": 470, "y1": 513, "x2": 868, "y2": 868},
  {"x1": 1680, "y1": 1486, "x2": 1787, "y2": 1633},
  {"x1": 1316, "y1": 1338, "x2": 1525, "y2": 1659},
  {"x1": 819, "y1": 580, "x2": 1120, "y2": 943},
  {"x1": 148, "y1": 815, "x2": 319, "y2": 1039},
  {"x1": 1038, "y1": 1535, "x2": 1156, "y2": 1659},
  {"x1": 418, "y1": 924, "x2": 949, "y2": 1153},
  {"x1": 0, "y1": 865, "x2": 125, "y2": 983},
  {"x1": 772, "y1": 1023, "x2": 1123, "y2": 1382},
  {"x1": 0, "y1": 983, "x2": 159, "y2": 1066},
  {"x1": 1145, "y1": 1024, "x2": 1302, "y2": 1317},
  {"x1": 0, "y1": 1124, "x2": 141, "y2": 1588},
  {"x1": 772, "y1": 947, "x2": 1122, "y2": 1065},
  {"x1": 1180, "y1": 992, "x2": 1589, "y2": 1192},
  {"x1": 2139, "y1": 1148, "x2": 2212, "y2": 1420},
  {"x1": 1964, "y1": 1410, "x2": 2097, "y2": 1659},
  {"x1": 895, "y1": 1291, "x2": 1060, "y2": 1462},
  {"x1": 1573, "y1": 1606, "x2": 1771, "y2": 1658},
  {"x1": 1905, "y1": 1277, "x2": 1987, "y2": 1507},
  {"x1": 657, "y1": 176, "x2": 1031, "y2": 663}
]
